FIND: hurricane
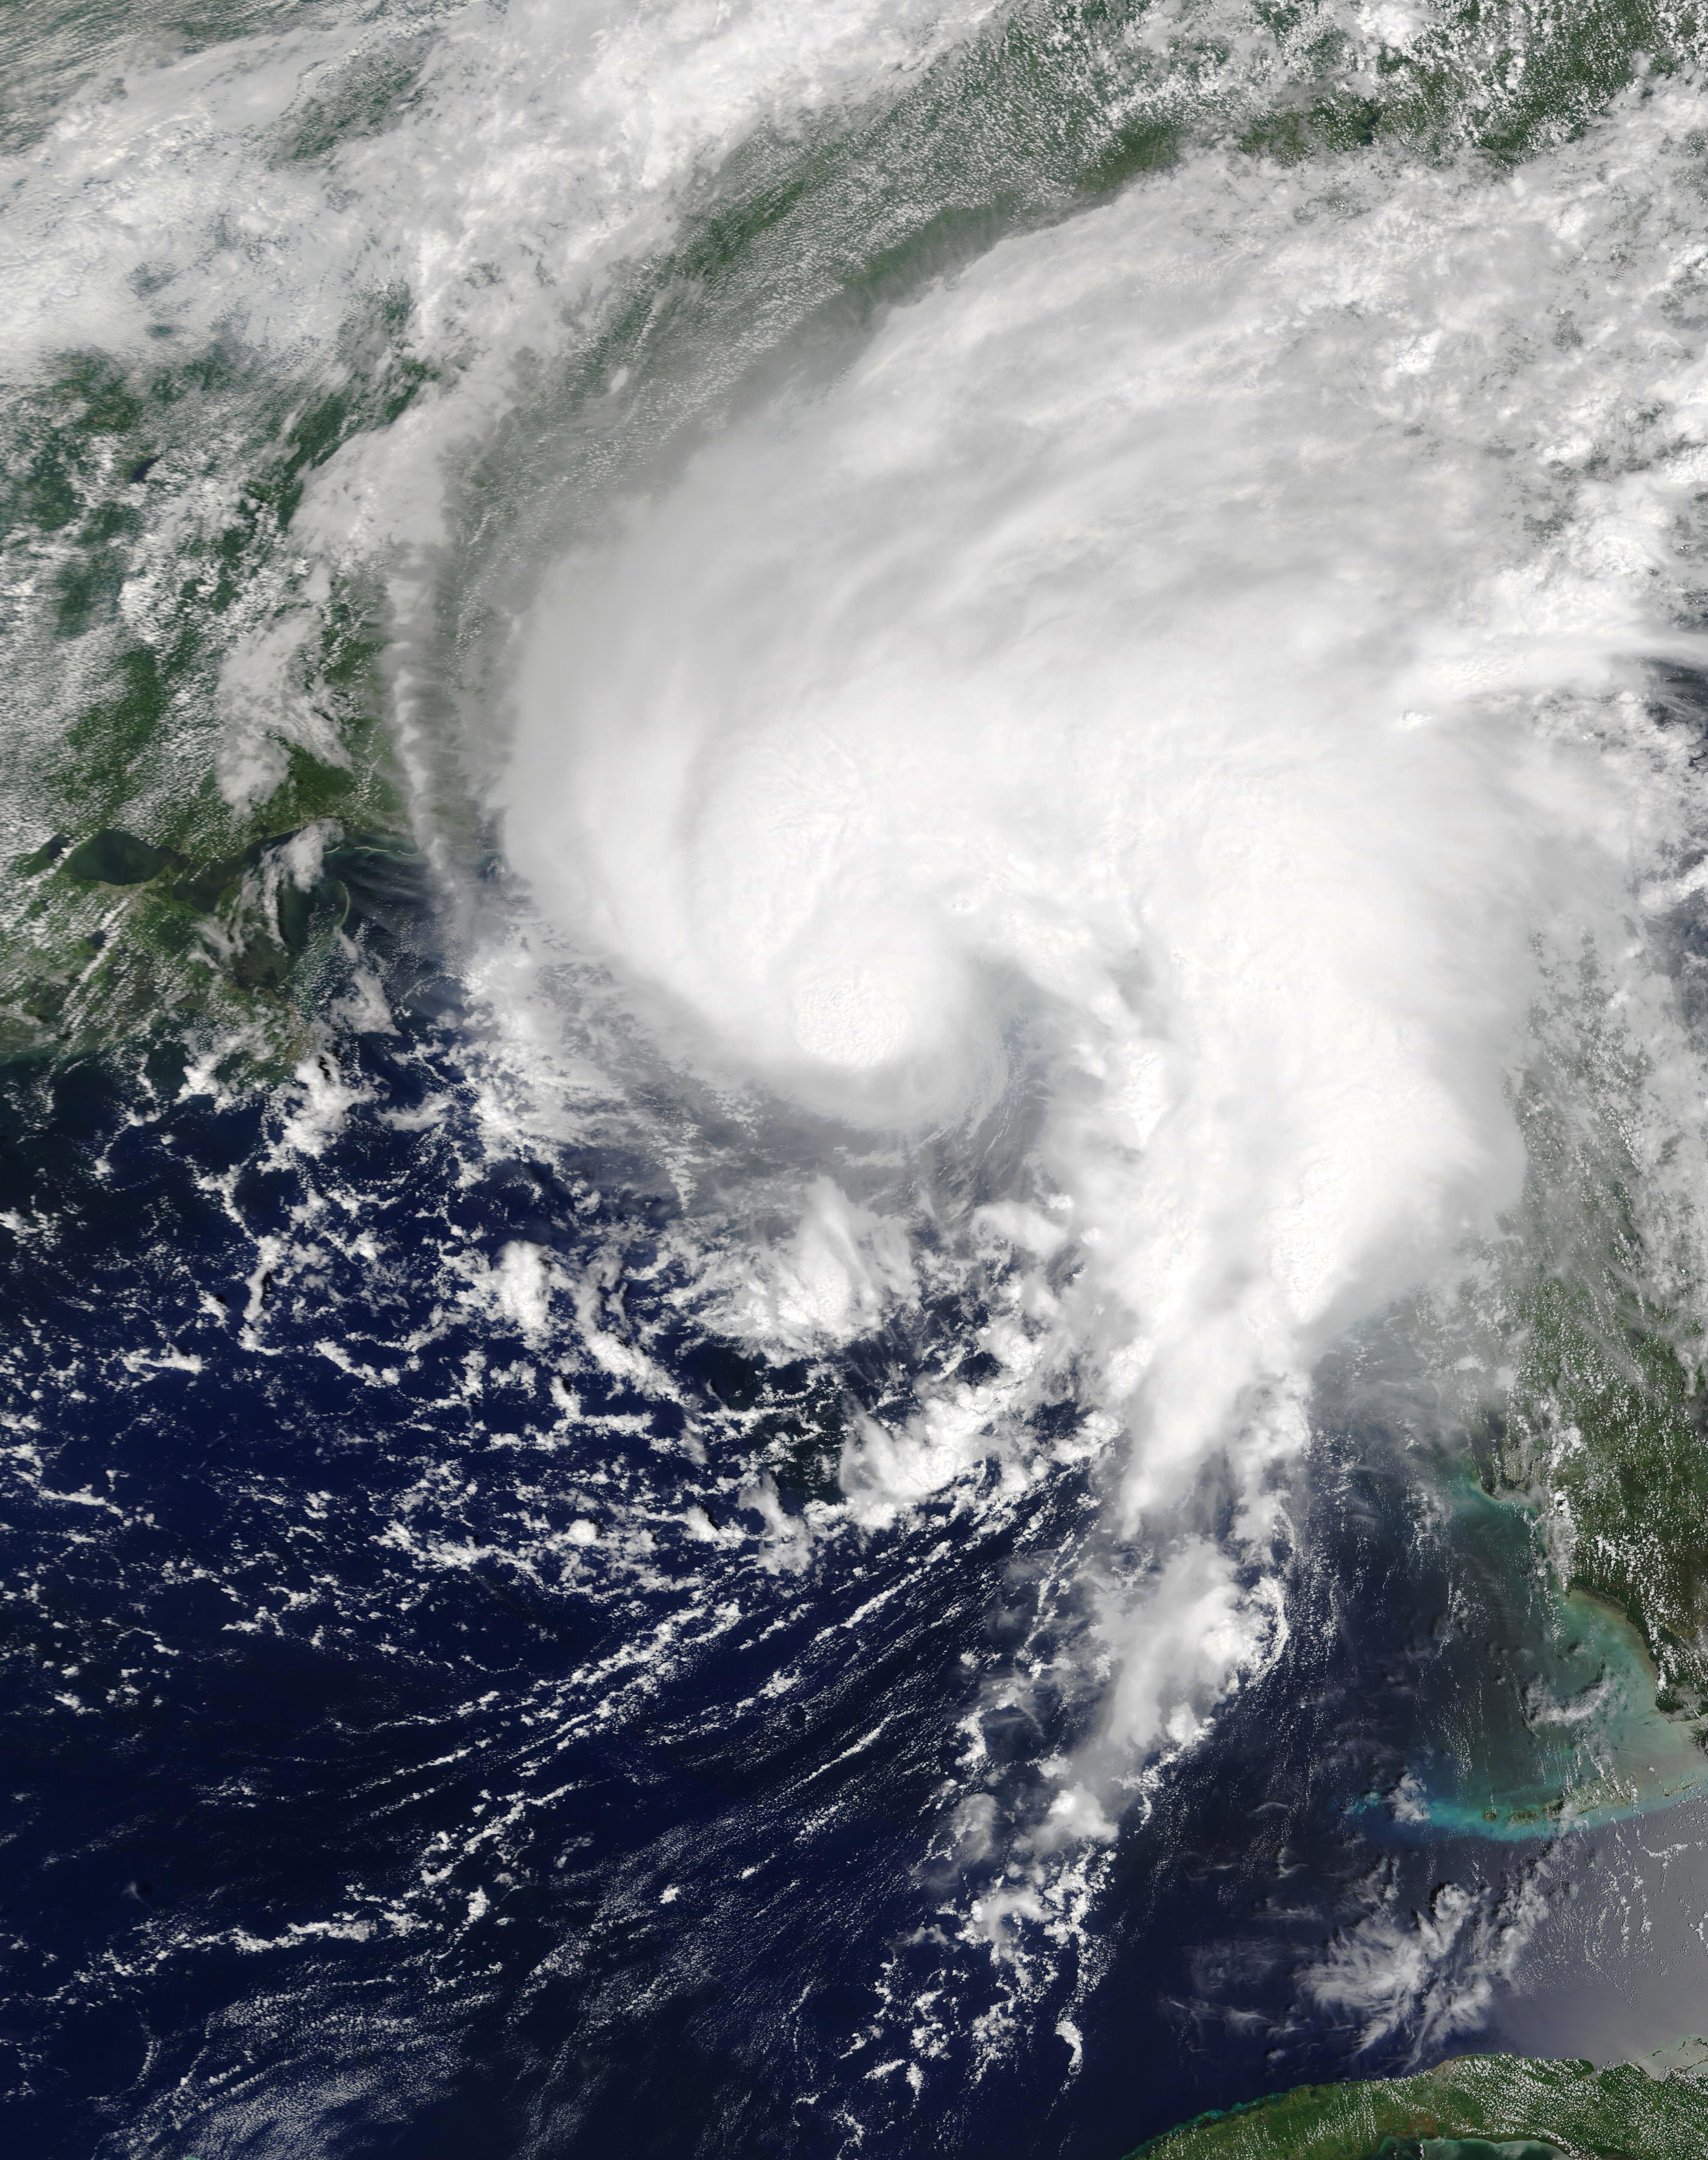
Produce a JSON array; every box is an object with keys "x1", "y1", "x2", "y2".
[{"x1": 11, "y1": 3, "x2": 1708, "y2": 2158}]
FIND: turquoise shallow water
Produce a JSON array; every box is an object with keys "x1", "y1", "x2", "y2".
[
  {"x1": 11, "y1": 3, "x2": 1708, "y2": 2156},
  {"x1": 1350, "y1": 1473, "x2": 1708, "y2": 1846}
]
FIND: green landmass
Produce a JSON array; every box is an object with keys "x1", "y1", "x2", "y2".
[
  {"x1": 9, "y1": 0, "x2": 1705, "y2": 1079},
  {"x1": 1464, "y1": 962, "x2": 1708, "y2": 1726},
  {"x1": 1130, "y1": 2052, "x2": 1708, "y2": 2158},
  {"x1": 0, "y1": 312, "x2": 429, "y2": 1073}
]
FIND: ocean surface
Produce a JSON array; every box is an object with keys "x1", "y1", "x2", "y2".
[{"x1": 10, "y1": 3, "x2": 1708, "y2": 2156}]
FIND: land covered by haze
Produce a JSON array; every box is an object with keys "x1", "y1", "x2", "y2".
[{"x1": 13, "y1": 0, "x2": 1708, "y2": 2152}]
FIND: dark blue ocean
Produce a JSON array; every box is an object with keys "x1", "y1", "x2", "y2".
[
  {"x1": 0, "y1": 1000, "x2": 1634, "y2": 2160},
  {"x1": 13, "y1": 2, "x2": 1708, "y2": 2152}
]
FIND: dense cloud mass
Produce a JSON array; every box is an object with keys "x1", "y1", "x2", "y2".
[
  {"x1": 13, "y1": 1, "x2": 1708, "y2": 2153},
  {"x1": 508, "y1": 115, "x2": 1708, "y2": 1780}
]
